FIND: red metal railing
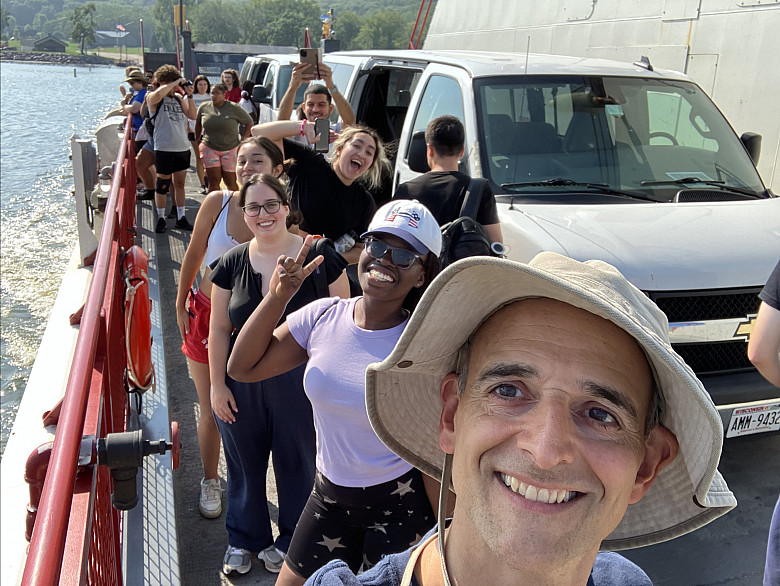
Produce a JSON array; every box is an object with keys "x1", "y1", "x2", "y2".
[{"x1": 22, "y1": 116, "x2": 138, "y2": 585}]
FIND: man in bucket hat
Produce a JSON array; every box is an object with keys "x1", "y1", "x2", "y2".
[{"x1": 306, "y1": 253, "x2": 736, "y2": 585}]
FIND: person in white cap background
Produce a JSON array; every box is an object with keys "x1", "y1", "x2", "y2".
[
  {"x1": 228, "y1": 200, "x2": 443, "y2": 586},
  {"x1": 306, "y1": 253, "x2": 737, "y2": 586}
]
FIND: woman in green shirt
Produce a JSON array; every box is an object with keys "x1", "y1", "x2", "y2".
[{"x1": 196, "y1": 83, "x2": 254, "y2": 191}]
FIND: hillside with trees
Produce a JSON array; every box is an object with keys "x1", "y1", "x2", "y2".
[{"x1": 1, "y1": 0, "x2": 433, "y2": 51}]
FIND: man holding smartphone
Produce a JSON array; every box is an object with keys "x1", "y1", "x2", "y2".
[{"x1": 278, "y1": 60, "x2": 355, "y2": 150}]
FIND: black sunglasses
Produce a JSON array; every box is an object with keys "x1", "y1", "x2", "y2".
[{"x1": 364, "y1": 237, "x2": 423, "y2": 270}]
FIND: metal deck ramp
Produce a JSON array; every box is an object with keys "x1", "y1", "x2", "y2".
[{"x1": 149, "y1": 172, "x2": 279, "y2": 585}]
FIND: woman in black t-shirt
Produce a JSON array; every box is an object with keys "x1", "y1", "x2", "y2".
[
  {"x1": 252, "y1": 122, "x2": 390, "y2": 265},
  {"x1": 209, "y1": 173, "x2": 349, "y2": 576}
]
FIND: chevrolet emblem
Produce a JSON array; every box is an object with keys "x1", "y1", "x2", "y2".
[{"x1": 733, "y1": 315, "x2": 758, "y2": 341}]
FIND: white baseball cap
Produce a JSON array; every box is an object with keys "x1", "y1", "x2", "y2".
[
  {"x1": 362, "y1": 200, "x2": 442, "y2": 257},
  {"x1": 366, "y1": 253, "x2": 736, "y2": 550}
]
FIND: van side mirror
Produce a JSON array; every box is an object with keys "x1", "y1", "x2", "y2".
[
  {"x1": 408, "y1": 131, "x2": 430, "y2": 173},
  {"x1": 740, "y1": 132, "x2": 761, "y2": 164},
  {"x1": 252, "y1": 85, "x2": 271, "y2": 105}
]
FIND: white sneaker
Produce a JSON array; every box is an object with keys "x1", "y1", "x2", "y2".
[
  {"x1": 199, "y1": 478, "x2": 222, "y2": 519},
  {"x1": 260, "y1": 545, "x2": 284, "y2": 573},
  {"x1": 223, "y1": 546, "x2": 251, "y2": 575}
]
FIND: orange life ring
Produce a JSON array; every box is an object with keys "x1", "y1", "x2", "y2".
[{"x1": 123, "y1": 245, "x2": 154, "y2": 391}]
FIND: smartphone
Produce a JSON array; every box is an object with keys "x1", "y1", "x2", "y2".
[
  {"x1": 299, "y1": 48, "x2": 322, "y2": 77},
  {"x1": 314, "y1": 118, "x2": 330, "y2": 152}
]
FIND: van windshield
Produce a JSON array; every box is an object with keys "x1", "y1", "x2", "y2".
[{"x1": 474, "y1": 76, "x2": 768, "y2": 201}]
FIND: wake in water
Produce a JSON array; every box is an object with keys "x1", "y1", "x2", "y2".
[{"x1": 0, "y1": 62, "x2": 120, "y2": 453}]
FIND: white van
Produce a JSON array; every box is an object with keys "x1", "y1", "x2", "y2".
[
  {"x1": 321, "y1": 49, "x2": 780, "y2": 436},
  {"x1": 239, "y1": 53, "x2": 306, "y2": 124}
]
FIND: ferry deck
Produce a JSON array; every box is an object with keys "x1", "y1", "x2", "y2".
[
  {"x1": 2, "y1": 116, "x2": 777, "y2": 586},
  {"x1": 153, "y1": 170, "x2": 280, "y2": 585}
]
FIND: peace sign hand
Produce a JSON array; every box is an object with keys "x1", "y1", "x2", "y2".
[{"x1": 268, "y1": 235, "x2": 324, "y2": 302}]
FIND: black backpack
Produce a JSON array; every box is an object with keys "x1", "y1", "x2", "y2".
[
  {"x1": 144, "y1": 105, "x2": 159, "y2": 136},
  {"x1": 439, "y1": 178, "x2": 498, "y2": 268},
  {"x1": 144, "y1": 94, "x2": 179, "y2": 136},
  {"x1": 308, "y1": 237, "x2": 340, "y2": 298}
]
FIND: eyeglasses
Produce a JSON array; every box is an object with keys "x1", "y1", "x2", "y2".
[
  {"x1": 364, "y1": 237, "x2": 423, "y2": 270},
  {"x1": 242, "y1": 200, "x2": 282, "y2": 216}
]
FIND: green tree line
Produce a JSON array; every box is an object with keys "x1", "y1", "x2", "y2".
[
  {"x1": 2, "y1": 0, "x2": 432, "y2": 51},
  {"x1": 2, "y1": 0, "x2": 155, "y2": 47},
  {"x1": 179, "y1": 0, "x2": 428, "y2": 50}
]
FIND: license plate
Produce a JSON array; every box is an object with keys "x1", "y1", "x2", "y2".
[{"x1": 726, "y1": 401, "x2": 780, "y2": 438}]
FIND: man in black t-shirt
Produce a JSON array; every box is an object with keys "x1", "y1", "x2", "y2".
[{"x1": 393, "y1": 115, "x2": 503, "y2": 246}]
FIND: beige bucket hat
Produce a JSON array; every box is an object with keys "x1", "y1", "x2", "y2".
[
  {"x1": 124, "y1": 70, "x2": 148, "y2": 84},
  {"x1": 366, "y1": 253, "x2": 736, "y2": 550}
]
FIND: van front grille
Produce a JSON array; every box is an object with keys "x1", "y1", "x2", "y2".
[
  {"x1": 646, "y1": 288, "x2": 762, "y2": 375},
  {"x1": 673, "y1": 341, "x2": 754, "y2": 375},
  {"x1": 649, "y1": 288, "x2": 762, "y2": 322}
]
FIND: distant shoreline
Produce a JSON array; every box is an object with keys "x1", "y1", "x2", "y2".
[{"x1": 0, "y1": 50, "x2": 120, "y2": 67}]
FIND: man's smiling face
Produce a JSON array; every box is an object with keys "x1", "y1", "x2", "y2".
[
  {"x1": 303, "y1": 92, "x2": 333, "y2": 120},
  {"x1": 439, "y1": 297, "x2": 676, "y2": 573}
]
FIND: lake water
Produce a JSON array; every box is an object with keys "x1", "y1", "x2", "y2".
[{"x1": 0, "y1": 62, "x2": 122, "y2": 454}]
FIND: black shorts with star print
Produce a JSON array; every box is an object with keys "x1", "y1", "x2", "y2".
[{"x1": 285, "y1": 467, "x2": 434, "y2": 578}]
